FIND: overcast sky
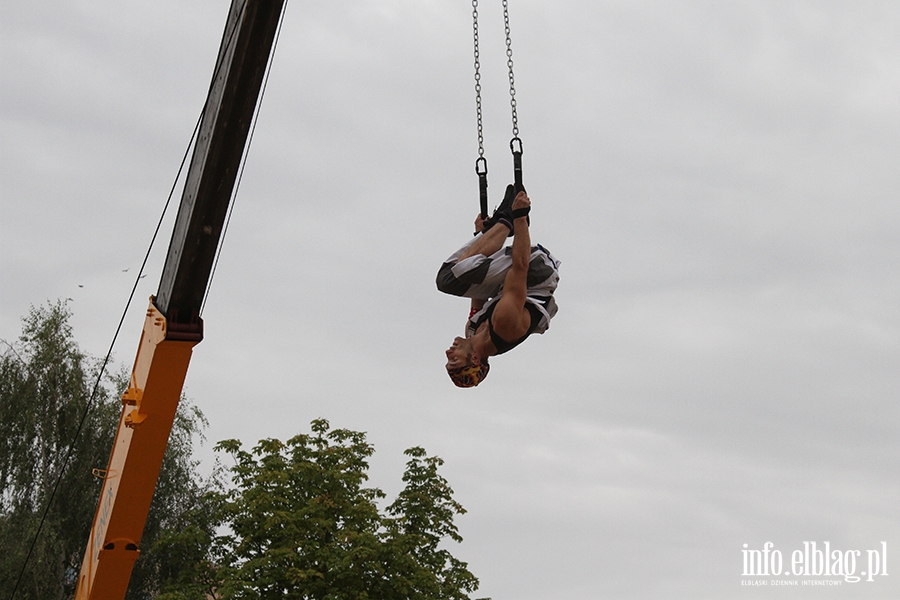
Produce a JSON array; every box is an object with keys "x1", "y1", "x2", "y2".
[{"x1": 3, "y1": 1, "x2": 900, "y2": 598}]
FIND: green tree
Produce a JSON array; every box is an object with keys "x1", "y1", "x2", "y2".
[
  {"x1": 155, "y1": 420, "x2": 485, "y2": 600},
  {"x1": 0, "y1": 301, "x2": 214, "y2": 600}
]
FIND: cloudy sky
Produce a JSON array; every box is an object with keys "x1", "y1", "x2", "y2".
[{"x1": 3, "y1": 1, "x2": 900, "y2": 598}]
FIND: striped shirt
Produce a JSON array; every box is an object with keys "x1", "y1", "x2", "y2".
[{"x1": 437, "y1": 233, "x2": 560, "y2": 342}]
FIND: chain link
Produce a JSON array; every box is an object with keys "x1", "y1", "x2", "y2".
[
  {"x1": 473, "y1": 0, "x2": 519, "y2": 158},
  {"x1": 472, "y1": 0, "x2": 485, "y2": 159},
  {"x1": 502, "y1": 0, "x2": 519, "y2": 139}
]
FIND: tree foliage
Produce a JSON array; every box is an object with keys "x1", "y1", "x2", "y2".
[
  {"x1": 1, "y1": 302, "x2": 484, "y2": 599},
  {"x1": 0, "y1": 301, "x2": 213, "y2": 600},
  {"x1": 155, "y1": 420, "x2": 485, "y2": 600}
]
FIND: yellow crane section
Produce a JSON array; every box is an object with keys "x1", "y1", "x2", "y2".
[
  {"x1": 74, "y1": 1, "x2": 285, "y2": 597},
  {"x1": 76, "y1": 303, "x2": 199, "y2": 600}
]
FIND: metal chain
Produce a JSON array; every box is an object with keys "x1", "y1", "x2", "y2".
[
  {"x1": 473, "y1": 0, "x2": 520, "y2": 164},
  {"x1": 502, "y1": 0, "x2": 519, "y2": 139},
  {"x1": 472, "y1": 0, "x2": 485, "y2": 159}
]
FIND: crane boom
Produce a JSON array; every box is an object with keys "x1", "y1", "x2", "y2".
[{"x1": 75, "y1": 2, "x2": 285, "y2": 598}]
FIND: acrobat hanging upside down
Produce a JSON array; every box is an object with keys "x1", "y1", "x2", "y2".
[{"x1": 436, "y1": 185, "x2": 560, "y2": 388}]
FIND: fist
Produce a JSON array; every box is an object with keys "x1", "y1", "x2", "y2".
[
  {"x1": 512, "y1": 191, "x2": 530, "y2": 212},
  {"x1": 474, "y1": 213, "x2": 486, "y2": 233}
]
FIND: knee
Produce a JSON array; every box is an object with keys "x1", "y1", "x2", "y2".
[{"x1": 436, "y1": 262, "x2": 468, "y2": 296}]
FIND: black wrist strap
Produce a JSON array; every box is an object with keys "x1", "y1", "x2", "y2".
[{"x1": 511, "y1": 206, "x2": 530, "y2": 219}]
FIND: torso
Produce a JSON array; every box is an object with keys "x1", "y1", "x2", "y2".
[{"x1": 477, "y1": 301, "x2": 542, "y2": 356}]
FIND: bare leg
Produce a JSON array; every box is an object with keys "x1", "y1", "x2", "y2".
[{"x1": 458, "y1": 222, "x2": 509, "y2": 262}]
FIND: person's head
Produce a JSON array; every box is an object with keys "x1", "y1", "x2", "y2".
[{"x1": 445, "y1": 336, "x2": 490, "y2": 387}]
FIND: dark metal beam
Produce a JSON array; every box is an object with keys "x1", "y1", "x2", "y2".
[{"x1": 155, "y1": 0, "x2": 285, "y2": 331}]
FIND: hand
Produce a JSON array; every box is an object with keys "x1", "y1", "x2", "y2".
[
  {"x1": 474, "y1": 213, "x2": 486, "y2": 233},
  {"x1": 512, "y1": 191, "x2": 530, "y2": 213}
]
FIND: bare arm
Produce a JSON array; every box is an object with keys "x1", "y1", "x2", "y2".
[{"x1": 489, "y1": 192, "x2": 533, "y2": 341}]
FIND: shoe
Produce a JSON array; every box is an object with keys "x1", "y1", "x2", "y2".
[{"x1": 483, "y1": 184, "x2": 516, "y2": 236}]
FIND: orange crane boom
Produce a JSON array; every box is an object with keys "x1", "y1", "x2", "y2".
[
  {"x1": 75, "y1": 1, "x2": 285, "y2": 598},
  {"x1": 75, "y1": 305, "x2": 200, "y2": 598}
]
